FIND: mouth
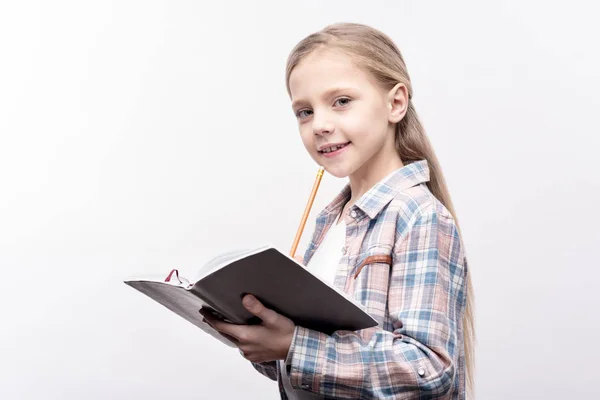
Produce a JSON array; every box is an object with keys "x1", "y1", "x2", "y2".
[{"x1": 318, "y1": 142, "x2": 351, "y2": 157}]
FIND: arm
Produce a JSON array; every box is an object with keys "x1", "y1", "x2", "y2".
[{"x1": 284, "y1": 205, "x2": 467, "y2": 399}]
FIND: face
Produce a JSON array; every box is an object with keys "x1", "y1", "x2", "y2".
[{"x1": 289, "y1": 49, "x2": 404, "y2": 179}]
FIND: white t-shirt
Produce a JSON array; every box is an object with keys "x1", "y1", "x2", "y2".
[{"x1": 279, "y1": 215, "x2": 346, "y2": 400}]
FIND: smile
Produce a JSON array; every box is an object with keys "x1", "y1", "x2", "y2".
[{"x1": 318, "y1": 142, "x2": 350, "y2": 155}]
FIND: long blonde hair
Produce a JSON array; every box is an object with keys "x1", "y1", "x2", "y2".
[{"x1": 285, "y1": 22, "x2": 475, "y2": 395}]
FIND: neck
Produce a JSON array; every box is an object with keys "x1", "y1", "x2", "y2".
[{"x1": 348, "y1": 142, "x2": 404, "y2": 206}]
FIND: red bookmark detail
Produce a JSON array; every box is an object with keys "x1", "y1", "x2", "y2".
[{"x1": 165, "y1": 269, "x2": 179, "y2": 283}]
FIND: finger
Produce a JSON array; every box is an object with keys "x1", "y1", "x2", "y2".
[
  {"x1": 201, "y1": 315, "x2": 240, "y2": 344},
  {"x1": 219, "y1": 332, "x2": 239, "y2": 344},
  {"x1": 199, "y1": 308, "x2": 231, "y2": 325},
  {"x1": 239, "y1": 348, "x2": 268, "y2": 363},
  {"x1": 201, "y1": 312, "x2": 244, "y2": 338},
  {"x1": 242, "y1": 294, "x2": 278, "y2": 326},
  {"x1": 199, "y1": 307, "x2": 228, "y2": 322},
  {"x1": 238, "y1": 345, "x2": 257, "y2": 361},
  {"x1": 201, "y1": 316, "x2": 219, "y2": 332},
  {"x1": 293, "y1": 255, "x2": 304, "y2": 264}
]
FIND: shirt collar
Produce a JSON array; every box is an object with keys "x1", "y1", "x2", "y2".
[{"x1": 319, "y1": 160, "x2": 431, "y2": 221}]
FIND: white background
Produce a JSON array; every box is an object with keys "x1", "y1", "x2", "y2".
[{"x1": 1, "y1": 1, "x2": 599, "y2": 399}]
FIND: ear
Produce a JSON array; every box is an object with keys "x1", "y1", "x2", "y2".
[{"x1": 386, "y1": 83, "x2": 409, "y2": 124}]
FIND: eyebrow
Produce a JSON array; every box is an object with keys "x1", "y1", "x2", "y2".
[{"x1": 291, "y1": 86, "x2": 357, "y2": 110}]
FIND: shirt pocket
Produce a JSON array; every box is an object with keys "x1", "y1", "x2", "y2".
[
  {"x1": 353, "y1": 245, "x2": 393, "y2": 279},
  {"x1": 351, "y1": 246, "x2": 393, "y2": 328}
]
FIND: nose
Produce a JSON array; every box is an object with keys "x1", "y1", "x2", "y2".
[{"x1": 312, "y1": 111, "x2": 335, "y2": 136}]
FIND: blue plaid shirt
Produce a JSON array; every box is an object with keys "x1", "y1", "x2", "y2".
[{"x1": 253, "y1": 160, "x2": 468, "y2": 399}]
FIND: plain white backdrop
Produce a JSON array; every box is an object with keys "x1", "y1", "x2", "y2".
[{"x1": 1, "y1": 1, "x2": 599, "y2": 399}]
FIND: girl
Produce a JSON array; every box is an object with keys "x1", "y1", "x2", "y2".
[{"x1": 201, "y1": 22, "x2": 474, "y2": 399}]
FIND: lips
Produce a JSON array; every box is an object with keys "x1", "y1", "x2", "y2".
[
  {"x1": 318, "y1": 142, "x2": 351, "y2": 159},
  {"x1": 318, "y1": 142, "x2": 350, "y2": 154}
]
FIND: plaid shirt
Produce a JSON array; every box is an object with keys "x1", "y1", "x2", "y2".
[{"x1": 253, "y1": 160, "x2": 468, "y2": 399}]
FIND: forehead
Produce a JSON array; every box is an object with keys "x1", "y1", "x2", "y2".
[{"x1": 289, "y1": 49, "x2": 381, "y2": 104}]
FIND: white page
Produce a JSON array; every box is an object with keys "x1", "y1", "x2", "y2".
[{"x1": 124, "y1": 280, "x2": 236, "y2": 348}]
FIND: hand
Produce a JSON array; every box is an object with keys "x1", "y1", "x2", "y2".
[{"x1": 200, "y1": 294, "x2": 296, "y2": 363}]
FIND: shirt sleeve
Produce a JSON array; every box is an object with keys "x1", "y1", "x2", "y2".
[
  {"x1": 283, "y1": 205, "x2": 468, "y2": 399},
  {"x1": 250, "y1": 361, "x2": 278, "y2": 381}
]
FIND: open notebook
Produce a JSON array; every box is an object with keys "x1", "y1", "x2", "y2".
[{"x1": 124, "y1": 245, "x2": 377, "y2": 347}]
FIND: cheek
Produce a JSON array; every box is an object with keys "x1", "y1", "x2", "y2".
[
  {"x1": 298, "y1": 128, "x2": 320, "y2": 159},
  {"x1": 345, "y1": 109, "x2": 388, "y2": 143},
  {"x1": 298, "y1": 127, "x2": 313, "y2": 148},
  {"x1": 343, "y1": 119, "x2": 371, "y2": 143},
  {"x1": 341, "y1": 109, "x2": 376, "y2": 137}
]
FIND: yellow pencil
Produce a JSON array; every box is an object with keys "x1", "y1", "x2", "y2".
[{"x1": 290, "y1": 167, "x2": 325, "y2": 258}]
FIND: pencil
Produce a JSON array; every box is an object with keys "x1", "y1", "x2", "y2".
[{"x1": 290, "y1": 166, "x2": 325, "y2": 258}]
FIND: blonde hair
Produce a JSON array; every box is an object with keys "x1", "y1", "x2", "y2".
[{"x1": 285, "y1": 22, "x2": 475, "y2": 395}]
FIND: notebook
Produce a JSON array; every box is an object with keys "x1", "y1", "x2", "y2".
[{"x1": 124, "y1": 245, "x2": 377, "y2": 347}]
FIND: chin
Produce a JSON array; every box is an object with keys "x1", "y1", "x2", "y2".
[{"x1": 323, "y1": 164, "x2": 354, "y2": 179}]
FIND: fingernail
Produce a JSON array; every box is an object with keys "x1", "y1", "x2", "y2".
[{"x1": 243, "y1": 295, "x2": 255, "y2": 307}]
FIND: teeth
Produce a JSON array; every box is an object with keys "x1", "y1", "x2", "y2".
[{"x1": 321, "y1": 144, "x2": 345, "y2": 153}]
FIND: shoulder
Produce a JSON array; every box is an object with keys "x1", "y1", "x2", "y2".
[
  {"x1": 384, "y1": 185, "x2": 466, "y2": 272},
  {"x1": 383, "y1": 183, "x2": 456, "y2": 239}
]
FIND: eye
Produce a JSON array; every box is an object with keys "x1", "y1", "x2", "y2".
[
  {"x1": 296, "y1": 109, "x2": 313, "y2": 119},
  {"x1": 334, "y1": 97, "x2": 352, "y2": 107}
]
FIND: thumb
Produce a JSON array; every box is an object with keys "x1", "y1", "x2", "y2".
[{"x1": 242, "y1": 294, "x2": 278, "y2": 326}]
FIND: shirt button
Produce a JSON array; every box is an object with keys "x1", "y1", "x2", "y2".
[
  {"x1": 350, "y1": 210, "x2": 358, "y2": 218},
  {"x1": 417, "y1": 367, "x2": 426, "y2": 376}
]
